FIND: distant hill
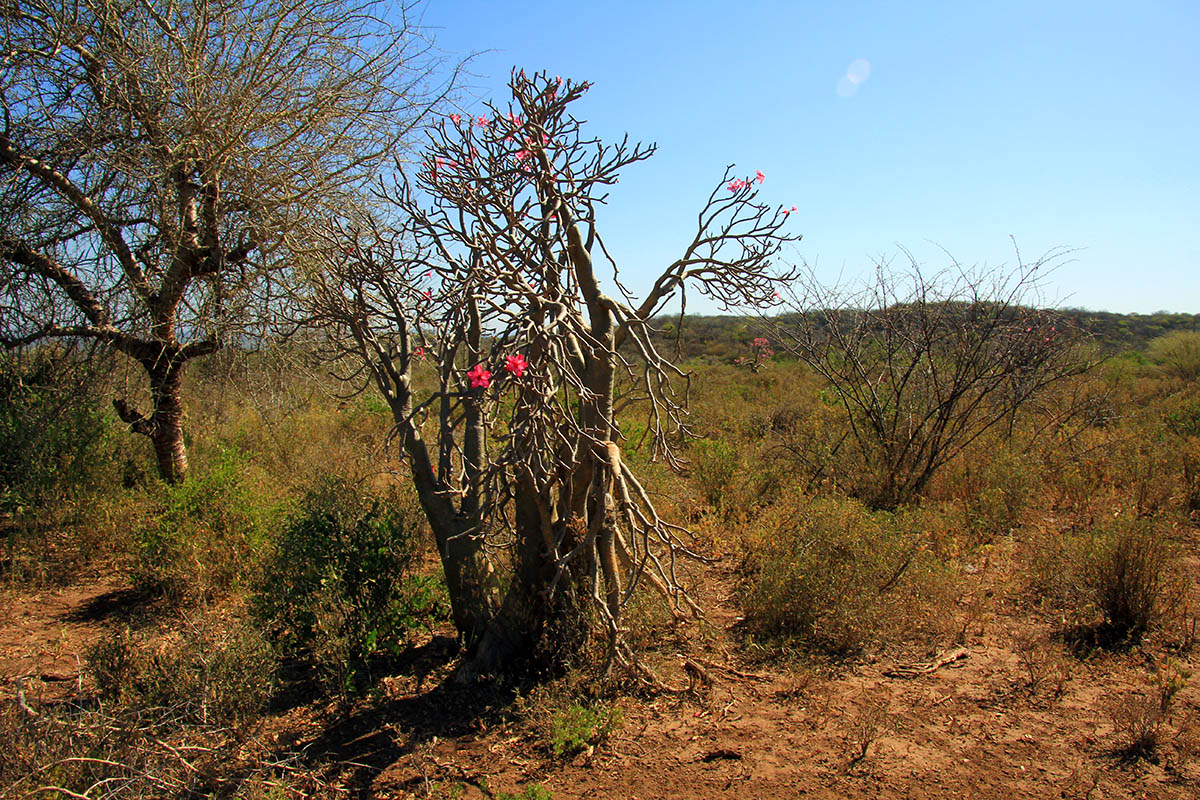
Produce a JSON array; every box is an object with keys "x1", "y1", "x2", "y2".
[{"x1": 643, "y1": 309, "x2": 1200, "y2": 362}]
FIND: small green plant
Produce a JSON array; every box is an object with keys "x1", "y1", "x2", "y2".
[
  {"x1": 548, "y1": 702, "x2": 621, "y2": 758},
  {"x1": 254, "y1": 475, "x2": 448, "y2": 697},
  {"x1": 496, "y1": 786, "x2": 554, "y2": 800}
]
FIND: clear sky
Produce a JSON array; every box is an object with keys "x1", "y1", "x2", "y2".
[{"x1": 418, "y1": 0, "x2": 1199, "y2": 315}]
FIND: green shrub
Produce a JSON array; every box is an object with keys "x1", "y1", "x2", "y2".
[
  {"x1": 132, "y1": 449, "x2": 279, "y2": 601},
  {"x1": 86, "y1": 617, "x2": 274, "y2": 727},
  {"x1": 0, "y1": 350, "x2": 117, "y2": 514},
  {"x1": 1146, "y1": 330, "x2": 1200, "y2": 380},
  {"x1": 253, "y1": 476, "x2": 448, "y2": 696},
  {"x1": 739, "y1": 490, "x2": 948, "y2": 656},
  {"x1": 548, "y1": 701, "x2": 621, "y2": 758},
  {"x1": 690, "y1": 438, "x2": 740, "y2": 509}
]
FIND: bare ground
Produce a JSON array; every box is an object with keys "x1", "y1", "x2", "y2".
[{"x1": 2, "y1": 537, "x2": 1198, "y2": 800}]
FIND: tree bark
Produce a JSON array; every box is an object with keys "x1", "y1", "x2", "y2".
[{"x1": 113, "y1": 354, "x2": 189, "y2": 485}]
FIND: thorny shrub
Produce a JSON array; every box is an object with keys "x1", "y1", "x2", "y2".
[{"x1": 86, "y1": 614, "x2": 274, "y2": 727}]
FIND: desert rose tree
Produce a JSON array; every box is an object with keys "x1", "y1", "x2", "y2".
[{"x1": 308, "y1": 70, "x2": 799, "y2": 677}]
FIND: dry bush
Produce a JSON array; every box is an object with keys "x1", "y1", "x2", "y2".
[
  {"x1": 738, "y1": 489, "x2": 952, "y2": 657},
  {"x1": 1026, "y1": 518, "x2": 1181, "y2": 647},
  {"x1": 0, "y1": 700, "x2": 212, "y2": 798},
  {"x1": 1106, "y1": 659, "x2": 1191, "y2": 763},
  {"x1": 86, "y1": 613, "x2": 274, "y2": 728},
  {"x1": 845, "y1": 694, "x2": 890, "y2": 766}
]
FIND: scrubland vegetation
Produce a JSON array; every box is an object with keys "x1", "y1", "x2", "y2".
[
  {"x1": 2, "y1": 321, "x2": 1200, "y2": 797},
  {"x1": 2, "y1": 2, "x2": 1198, "y2": 796}
]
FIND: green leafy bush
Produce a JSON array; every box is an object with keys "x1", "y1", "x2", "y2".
[
  {"x1": 254, "y1": 476, "x2": 448, "y2": 696},
  {"x1": 132, "y1": 449, "x2": 279, "y2": 601}
]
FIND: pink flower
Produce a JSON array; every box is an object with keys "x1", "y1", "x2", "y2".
[
  {"x1": 449, "y1": 114, "x2": 461, "y2": 124},
  {"x1": 515, "y1": 149, "x2": 530, "y2": 161},
  {"x1": 475, "y1": 116, "x2": 490, "y2": 127},
  {"x1": 755, "y1": 170, "x2": 765, "y2": 183},
  {"x1": 413, "y1": 346, "x2": 425, "y2": 361},
  {"x1": 728, "y1": 179, "x2": 744, "y2": 193},
  {"x1": 504, "y1": 354, "x2": 529, "y2": 377},
  {"x1": 424, "y1": 289, "x2": 432, "y2": 299},
  {"x1": 467, "y1": 363, "x2": 491, "y2": 389}
]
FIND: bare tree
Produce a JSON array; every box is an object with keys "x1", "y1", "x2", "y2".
[
  {"x1": 306, "y1": 70, "x2": 799, "y2": 676},
  {"x1": 0, "y1": 0, "x2": 450, "y2": 482},
  {"x1": 769, "y1": 248, "x2": 1093, "y2": 509}
]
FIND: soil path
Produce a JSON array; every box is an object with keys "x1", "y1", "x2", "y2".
[{"x1": 0, "y1": 570, "x2": 140, "y2": 702}]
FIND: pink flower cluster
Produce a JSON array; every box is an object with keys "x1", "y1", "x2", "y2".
[
  {"x1": 728, "y1": 170, "x2": 766, "y2": 193},
  {"x1": 465, "y1": 353, "x2": 530, "y2": 390},
  {"x1": 735, "y1": 337, "x2": 775, "y2": 371}
]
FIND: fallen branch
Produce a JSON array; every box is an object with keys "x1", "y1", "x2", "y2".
[{"x1": 883, "y1": 648, "x2": 969, "y2": 679}]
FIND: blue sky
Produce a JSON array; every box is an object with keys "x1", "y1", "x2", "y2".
[{"x1": 418, "y1": 0, "x2": 1198, "y2": 314}]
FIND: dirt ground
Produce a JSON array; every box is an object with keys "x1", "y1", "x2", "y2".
[{"x1": 3, "y1": 540, "x2": 1198, "y2": 800}]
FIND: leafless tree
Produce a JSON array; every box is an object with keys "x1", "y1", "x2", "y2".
[
  {"x1": 0, "y1": 0, "x2": 451, "y2": 482},
  {"x1": 305, "y1": 70, "x2": 799, "y2": 676},
  {"x1": 770, "y1": 248, "x2": 1093, "y2": 509}
]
